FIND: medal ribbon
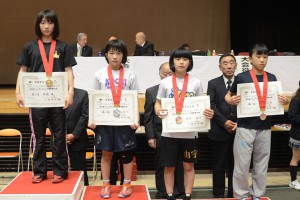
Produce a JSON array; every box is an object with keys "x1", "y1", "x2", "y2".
[
  {"x1": 107, "y1": 66, "x2": 124, "y2": 107},
  {"x1": 172, "y1": 74, "x2": 189, "y2": 114},
  {"x1": 250, "y1": 68, "x2": 268, "y2": 111},
  {"x1": 38, "y1": 39, "x2": 56, "y2": 76}
]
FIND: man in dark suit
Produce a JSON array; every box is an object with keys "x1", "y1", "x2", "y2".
[
  {"x1": 144, "y1": 62, "x2": 184, "y2": 199},
  {"x1": 133, "y1": 32, "x2": 155, "y2": 56},
  {"x1": 70, "y1": 33, "x2": 93, "y2": 57},
  {"x1": 66, "y1": 88, "x2": 89, "y2": 186},
  {"x1": 207, "y1": 53, "x2": 237, "y2": 198}
]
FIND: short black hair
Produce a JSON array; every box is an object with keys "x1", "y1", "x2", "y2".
[
  {"x1": 169, "y1": 48, "x2": 193, "y2": 72},
  {"x1": 249, "y1": 43, "x2": 269, "y2": 57},
  {"x1": 219, "y1": 53, "x2": 236, "y2": 64},
  {"x1": 35, "y1": 10, "x2": 60, "y2": 39},
  {"x1": 104, "y1": 39, "x2": 128, "y2": 64}
]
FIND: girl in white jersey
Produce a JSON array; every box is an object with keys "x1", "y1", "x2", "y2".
[
  {"x1": 90, "y1": 39, "x2": 139, "y2": 199},
  {"x1": 155, "y1": 48, "x2": 214, "y2": 200}
]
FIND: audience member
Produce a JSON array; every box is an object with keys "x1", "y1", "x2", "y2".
[
  {"x1": 66, "y1": 87, "x2": 89, "y2": 186},
  {"x1": 288, "y1": 80, "x2": 300, "y2": 190},
  {"x1": 207, "y1": 53, "x2": 237, "y2": 198},
  {"x1": 133, "y1": 32, "x2": 154, "y2": 56},
  {"x1": 15, "y1": 9, "x2": 75, "y2": 183},
  {"x1": 225, "y1": 43, "x2": 290, "y2": 200},
  {"x1": 144, "y1": 62, "x2": 184, "y2": 199},
  {"x1": 180, "y1": 44, "x2": 190, "y2": 51},
  {"x1": 109, "y1": 152, "x2": 124, "y2": 185},
  {"x1": 70, "y1": 33, "x2": 93, "y2": 57},
  {"x1": 100, "y1": 36, "x2": 117, "y2": 57}
]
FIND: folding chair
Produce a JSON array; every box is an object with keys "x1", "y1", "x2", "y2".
[
  {"x1": 0, "y1": 128, "x2": 23, "y2": 173},
  {"x1": 27, "y1": 128, "x2": 52, "y2": 171},
  {"x1": 86, "y1": 128, "x2": 97, "y2": 184}
]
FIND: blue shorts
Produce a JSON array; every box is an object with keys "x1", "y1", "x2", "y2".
[{"x1": 95, "y1": 125, "x2": 136, "y2": 152}]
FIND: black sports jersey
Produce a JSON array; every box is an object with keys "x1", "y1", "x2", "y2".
[{"x1": 16, "y1": 39, "x2": 77, "y2": 72}]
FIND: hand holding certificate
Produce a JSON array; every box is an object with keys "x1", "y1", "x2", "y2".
[
  {"x1": 19, "y1": 72, "x2": 68, "y2": 107},
  {"x1": 237, "y1": 81, "x2": 284, "y2": 118},
  {"x1": 161, "y1": 96, "x2": 211, "y2": 132}
]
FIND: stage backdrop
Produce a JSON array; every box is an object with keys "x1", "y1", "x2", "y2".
[
  {"x1": 73, "y1": 56, "x2": 300, "y2": 94},
  {"x1": 0, "y1": 0, "x2": 230, "y2": 85}
]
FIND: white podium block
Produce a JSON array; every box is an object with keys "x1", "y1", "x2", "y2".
[{"x1": 0, "y1": 171, "x2": 84, "y2": 200}]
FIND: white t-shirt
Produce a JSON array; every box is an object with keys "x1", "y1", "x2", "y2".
[
  {"x1": 156, "y1": 74, "x2": 203, "y2": 139},
  {"x1": 92, "y1": 66, "x2": 139, "y2": 91}
]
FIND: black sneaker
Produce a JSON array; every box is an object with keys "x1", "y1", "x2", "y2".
[
  {"x1": 182, "y1": 195, "x2": 191, "y2": 200},
  {"x1": 167, "y1": 195, "x2": 176, "y2": 200}
]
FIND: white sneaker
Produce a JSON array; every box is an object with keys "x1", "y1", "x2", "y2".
[{"x1": 289, "y1": 180, "x2": 300, "y2": 190}]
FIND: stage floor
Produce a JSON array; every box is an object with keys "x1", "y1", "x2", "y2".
[{"x1": 0, "y1": 171, "x2": 298, "y2": 199}]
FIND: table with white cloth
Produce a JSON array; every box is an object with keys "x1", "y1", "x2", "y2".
[{"x1": 73, "y1": 56, "x2": 300, "y2": 94}]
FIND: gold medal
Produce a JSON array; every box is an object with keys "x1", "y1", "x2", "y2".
[
  {"x1": 175, "y1": 116, "x2": 183, "y2": 124},
  {"x1": 46, "y1": 77, "x2": 53, "y2": 87},
  {"x1": 260, "y1": 112, "x2": 267, "y2": 120}
]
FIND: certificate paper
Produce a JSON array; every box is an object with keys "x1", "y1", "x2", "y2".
[
  {"x1": 161, "y1": 96, "x2": 211, "y2": 132},
  {"x1": 237, "y1": 81, "x2": 284, "y2": 118},
  {"x1": 89, "y1": 90, "x2": 138, "y2": 125},
  {"x1": 19, "y1": 72, "x2": 68, "y2": 107}
]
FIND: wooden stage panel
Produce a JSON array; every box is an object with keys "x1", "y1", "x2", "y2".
[{"x1": 0, "y1": 88, "x2": 28, "y2": 114}]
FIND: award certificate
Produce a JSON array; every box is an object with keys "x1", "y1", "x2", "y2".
[
  {"x1": 19, "y1": 72, "x2": 68, "y2": 107},
  {"x1": 89, "y1": 90, "x2": 138, "y2": 125},
  {"x1": 161, "y1": 96, "x2": 211, "y2": 132},
  {"x1": 237, "y1": 81, "x2": 284, "y2": 118}
]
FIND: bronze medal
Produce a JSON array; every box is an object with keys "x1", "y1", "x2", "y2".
[
  {"x1": 46, "y1": 77, "x2": 53, "y2": 87},
  {"x1": 260, "y1": 113, "x2": 267, "y2": 120},
  {"x1": 175, "y1": 116, "x2": 183, "y2": 124}
]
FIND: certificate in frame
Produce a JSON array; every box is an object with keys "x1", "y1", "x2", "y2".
[
  {"x1": 19, "y1": 72, "x2": 68, "y2": 107},
  {"x1": 89, "y1": 90, "x2": 138, "y2": 125},
  {"x1": 237, "y1": 81, "x2": 284, "y2": 118},
  {"x1": 161, "y1": 96, "x2": 211, "y2": 132}
]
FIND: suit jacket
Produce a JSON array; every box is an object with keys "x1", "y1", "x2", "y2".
[
  {"x1": 70, "y1": 43, "x2": 93, "y2": 57},
  {"x1": 66, "y1": 88, "x2": 89, "y2": 151},
  {"x1": 207, "y1": 76, "x2": 237, "y2": 141},
  {"x1": 144, "y1": 85, "x2": 163, "y2": 147},
  {"x1": 133, "y1": 40, "x2": 154, "y2": 56}
]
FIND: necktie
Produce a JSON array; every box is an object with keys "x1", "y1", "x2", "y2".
[
  {"x1": 77, "y1": 47, "x2": 81, "y2": 57},
  {"x1": 227, "y1": 80, "x2": 232, "y2": 91}
]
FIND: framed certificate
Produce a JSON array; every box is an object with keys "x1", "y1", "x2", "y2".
[
  {"x1": 161, "y1": 96, "x2": 211, "y2": 132},
  {"x1": 19, "y1": 72, "x2": 68, "y2": 107},
  {"x1": 89, "y1": 90, "x2": 138, "y2": 125},
  {"x1": 237, "y1": 81, "x2": 284, "y2": 118}
]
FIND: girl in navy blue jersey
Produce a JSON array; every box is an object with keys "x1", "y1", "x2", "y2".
[{"x1": 288, "y1": 81, "x2": 300, "y2": 190}]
